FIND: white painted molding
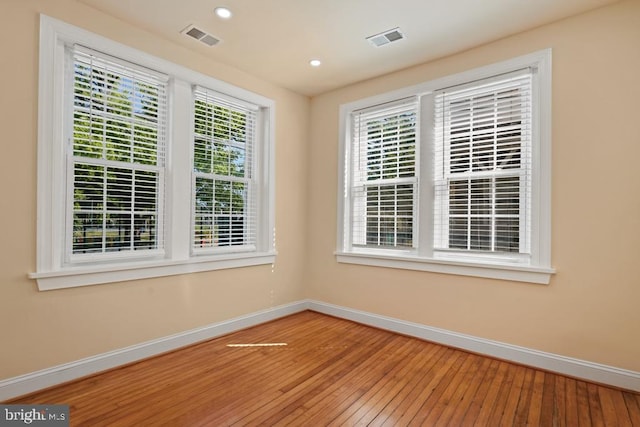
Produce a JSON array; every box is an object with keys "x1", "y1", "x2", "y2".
[
  {"x1": 33, "y1": 15, "x2": 277, "y2": 291},
  {"x1": 336, "y1": 49, "x2": 554, "y2": 285},
  {"x1": 2, "y1": 299, "x2": 638, "y2": 401},
  {"x1": 30, "y1": 253, "x2": 277, "y2": 291},
  {"x1": 336, "y1": 252, "x2": 554, "y2": 285},
  {"x1": 0, "y1": 301, "x2": 307, "y2": 401},
  {"x1": 306, "y1": 300, "x2": 640, "y2": 392}
]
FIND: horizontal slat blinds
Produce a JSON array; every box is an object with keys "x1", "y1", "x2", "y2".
[
  {"x1": 192, "y1": 86, "x2": 257, "y2": 251},
  {"x1": 70, "y1": 46, "x2": 167, "y2": 257},
  {"x1": 434, "y1": 70, "x2": 532, "y2": 254},
  {"x1": 351, "y1": 97, "x2": 418, "y2": 249}
]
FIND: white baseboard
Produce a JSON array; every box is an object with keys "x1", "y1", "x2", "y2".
[
  {"x1": 0, "y1": 301, "x2": 308, "y2": 401},
  {"x1": 306, "y1": 300, "x2": 640, "y2": 392},
  {"x1": 2, "y1": 299, "x2": 638, "y2": 401}
]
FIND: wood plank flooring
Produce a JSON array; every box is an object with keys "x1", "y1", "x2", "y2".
[{"x1": 7, "y1": 311, "x2": 640, "y2": 426}]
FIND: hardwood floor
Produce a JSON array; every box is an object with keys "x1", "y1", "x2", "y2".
[{"x1": 7, "y1": 311, "x2": 640, "y2": 426}]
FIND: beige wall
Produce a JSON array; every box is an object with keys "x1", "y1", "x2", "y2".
[
  {"x1": 307, "y1": 0, "x2": 640, "y2": 372},
  {"x1": 0, "y1": 0, "x2": 308, "y2": 379}
]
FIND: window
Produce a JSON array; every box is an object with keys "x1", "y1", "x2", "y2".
[
  {"x1": 351, "y1": 98, "x2": 418, "y2": 250},
  {"x1": 31, "y1": 15, "x2": 275, "y2": 290},
  {"x1": 192, "y1": 88, "x2": 257, "y2": 252},
  {"x1": 434, "y1": 71, "x2": 532, "y2": 262},
  {"x1": 70, "y1": 47, "x2": 167, "y2": 261},
  {"x1": 338, "y1": 50, "x2": 554, "y2": 284}
]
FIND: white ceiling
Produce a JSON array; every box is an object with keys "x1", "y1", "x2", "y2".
[{"x1": 78, "y1": 0, "x2": 619, "y2": 96}]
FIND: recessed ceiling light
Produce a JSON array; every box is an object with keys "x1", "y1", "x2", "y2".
[
  {"x1": 214, "y1": 7, "x2": 232, "y2": 19},
  {"x1": 309, "y1": 59, "x2": 321, "y2": 67}
]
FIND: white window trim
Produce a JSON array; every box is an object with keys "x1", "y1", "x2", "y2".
[
  {"x1": 337, "y1": 49, "x2": 554, "y2": 284},
  {"x1": 30, "y1": 15, "x2": 276, "y2": 290}
]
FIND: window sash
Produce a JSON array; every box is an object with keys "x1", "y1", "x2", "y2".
[
  {"x1": 337, "y1": 50, "x2": 552, "y2": 283},
  {"x1": 350, "y1": 97, "x2": 418, "y2": 249},
  {"x1": 66, "y1": 46, "x2": 168, "y2": 263},
  {"x1": 192, "y1": 87, "x2": 258, "y2": 252},
  {"x1": 34, "y1": 15, "x2": 278, "y2": 290},
  {"x1": 434, "y1": 70, "x2": 532, "y2": 257}
]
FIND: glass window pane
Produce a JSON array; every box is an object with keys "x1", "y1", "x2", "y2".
[
  {"x1": 470, "y1": 217, "x2": 492, "y2": 250},
  {"x1": 449, "y1": 218, "x2": 468, "y2": 250},
  {"x1": 495, "y1": 218, "x2": 520, "y2": 252},
  {"x1": 364, "y1": 184, "x2": 413, "y2": 248},
  {"x1": 195, "y1": 177, "x2": 214, "y2": 214},
  {"x1": 74, "y1": 163, "x2": 104, "y2": 210},
  {"x1": 134, "y1": 171, "x2": 158, "y2": 212},
  {"x1": 105, "y1": 213, "x2": 131, "y2": 251},
  {"x1": 470, "y1": 179, "x2": 491, "y2": 215},
  {"x1": 106, "y1": 168, "x2": 132, "y2": 211},
  {"x1": 496, "y1": 177, "x2": 520, "y2": 215},
  {"x1": 73, "y1": 212, "x2": 103, "y2": 254},
  {"x1": 134, "y1": 214, "x2": 157, "y2": 250}
]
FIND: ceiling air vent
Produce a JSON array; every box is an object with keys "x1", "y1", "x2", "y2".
[
  {"x1": 366, "y1": 27, "x2": 405, "y2": 47},
  {"x1": 181, "y1": 24, "x2": 221, "y2": 47}
]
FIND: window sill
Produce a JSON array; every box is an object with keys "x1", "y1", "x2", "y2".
[
  {"x1": 29, "y1": 251, "x2": 277, "y2": 291},
  {"x1": 335, "y1": 251, "x2": 554, "y2": 284}
]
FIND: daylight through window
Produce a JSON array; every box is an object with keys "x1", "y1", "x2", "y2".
[
  {"x1": 32, "y1": 16, "x2": 275, "y2": 290},
  {"x1": 338, "y1": 50, "x2": 553, "y2": 284},
  {"x1": 193, "y1": 88, "x2": 257, "y2": 252},
  {"x1": 70, "y1": 47, "x2": 167, "y2": 259}
]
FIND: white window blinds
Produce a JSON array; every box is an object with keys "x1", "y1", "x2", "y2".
[
  {"x1": 350, "y1": 98, "x2": 418, "y2": 249},
  {"x1": 192, "y1": 87, "x2": 257, "y2": 251},
  {"x1": 69, "y1": 46, "x2": 168, "y2": 258},
  {"x1": 434, "y1": 70, "x2": 532, "y2": 255}
]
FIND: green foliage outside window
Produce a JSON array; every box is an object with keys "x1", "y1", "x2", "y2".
[
  {"x1": 71, "y1": 58, "x2": 163, "y2": 254},
  {"x1": 193, "y1": 97, "x2": 251, "y2": 248}
]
